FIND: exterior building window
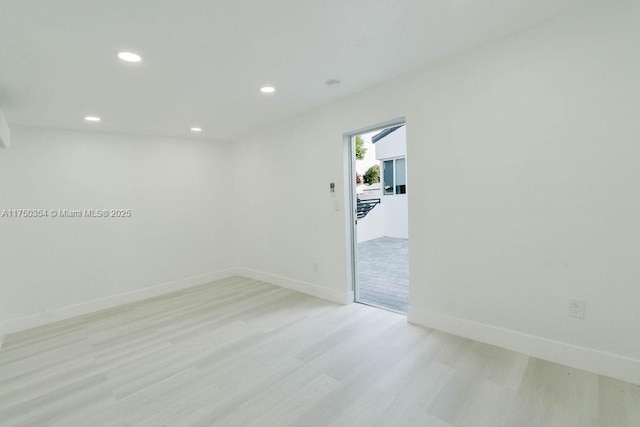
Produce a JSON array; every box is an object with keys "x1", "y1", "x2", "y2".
[{"x1": 382, "y1": 157, "x2": 407, "y2": 195}]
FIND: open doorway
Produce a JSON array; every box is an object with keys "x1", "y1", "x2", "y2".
[{"x1": 347, "y1": 121, "x2": 409, "y2": 314}]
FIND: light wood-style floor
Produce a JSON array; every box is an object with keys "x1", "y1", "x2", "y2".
[{"x1": 1, "y1": 277, "x2": 638, "y2": 426}]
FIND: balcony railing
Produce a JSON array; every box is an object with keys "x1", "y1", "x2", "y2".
[{"x1": 356, "y1": 198, "x2": 381, "y2": 219}]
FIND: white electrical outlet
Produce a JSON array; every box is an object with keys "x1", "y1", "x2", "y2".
[{"x1": 569, "y1": 299, "x2": 585, "y2": 319}]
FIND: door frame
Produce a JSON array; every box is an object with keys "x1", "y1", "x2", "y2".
[{"x1": 343, "y1": 117, "x2": 406, "y2": 303}]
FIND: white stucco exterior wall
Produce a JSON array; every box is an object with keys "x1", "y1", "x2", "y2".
[{"x1": 375, "y1": 125, "x2": 407, "y2": 161}]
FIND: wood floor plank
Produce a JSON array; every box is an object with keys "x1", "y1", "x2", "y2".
[{"x1": 0, "y1": 276, "x2": 638, "y2": 426}]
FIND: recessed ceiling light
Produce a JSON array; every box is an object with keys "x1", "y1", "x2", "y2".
[
  {"x1": 84, "y1": 116, "x2": 101, "y2": 122},
  {"x1": 117, "y1": 52, "x2": 142, "y2": 63},
  {"x1": 190, "y1": 127, "x2": 202, "y2": 132},
  {"x1": 260, "y1": 86, "x2": 276, "y2": 94}
]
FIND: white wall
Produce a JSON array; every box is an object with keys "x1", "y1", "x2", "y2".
[
  {"x1": 357, "y1": 197, "x2": 408, "y2": 241},
  {"x1": 357, "y1": 196, "x2": 409, "y2": 241},
  {"x1": 382, "y1": 195, "x2": 408, "y2": 239},
  {"x1": 0, "y1": 306, "x2": 5, "y2": 346},
  {"x1": 232, "y1": 1, "x2": 640, "y2": 384},
  {"x1": 0, "y1": 126, "x2": 235, "y2": 331},
  {"x1": 375, "y1": 126, "x2": 406, "y2": 161},
  {"x1": 356, "y1": 204, "x2": 384, "y2": 243},
  {"x1": 376, "y1": 126, "x2": 409, "y2": 238}
]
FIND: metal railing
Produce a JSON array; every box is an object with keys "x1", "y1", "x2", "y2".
[{"x1": 356, "y1": 198, "x2": 381, "y2": 219}]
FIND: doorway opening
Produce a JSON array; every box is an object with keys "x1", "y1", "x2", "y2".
[{"x1": 346, "y1": 120, "x2": 409, "y2": 314}]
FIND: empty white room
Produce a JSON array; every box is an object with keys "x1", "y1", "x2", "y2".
[{"x1": 0, "y1": 1, "x2": 639, "y2": 426}]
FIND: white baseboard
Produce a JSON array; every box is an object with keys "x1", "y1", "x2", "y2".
[
  {"x1": 3, "y1": 268, "x2": 237, "y2": 335},
  {"x1": 233, "y1": 268, "x2": 352, "y2": 305},
  {"x1": 408, "y1": 307, "x2": 640, "y2": 386}
]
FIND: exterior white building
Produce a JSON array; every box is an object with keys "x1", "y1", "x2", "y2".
[
  {"x1": 356, "y1": 182, "x2": 381, "y2": 196},
  {"x1": 357, "y1": 125, "x2": 408, "y2": 242}
]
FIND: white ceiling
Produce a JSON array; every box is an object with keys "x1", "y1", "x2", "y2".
[{"x1": 0, "y1": 0, "x2": 588, "y2": 141}]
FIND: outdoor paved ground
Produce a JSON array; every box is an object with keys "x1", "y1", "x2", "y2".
[{"x1": 357, "y1": 236, "x2": 409, "y2": 313}]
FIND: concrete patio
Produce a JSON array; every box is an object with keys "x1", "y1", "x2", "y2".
[{"x1": 357, "y1": 236, "x2": 409, "y2": 313}]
